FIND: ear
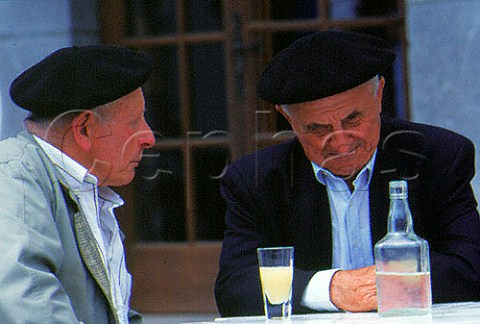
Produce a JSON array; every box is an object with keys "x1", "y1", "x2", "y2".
[
  {"x1": 275, "y1": 105, "x2": 292, "y2": 123},
  {"x1": 376, "y1": 77, "x2": 386, "y2": 113},
  {"x1": 71, "y1": 111, "x2": 95, "y2": 150}
]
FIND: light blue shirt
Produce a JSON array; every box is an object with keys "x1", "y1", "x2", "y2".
[
  {"x1": 313, "y1": 151, "x2": 377, "y2": 270},
  {"x1": 301, "y1": 151, "x2": 377, "y2": 311}
]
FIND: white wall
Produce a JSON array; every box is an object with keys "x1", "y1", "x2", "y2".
[
  {"x1": 406, "y1": 0, "x2": 480, "y2": 201},
  {"x1": 0, "y1": 0, "x2": 98, "y2": 139}
]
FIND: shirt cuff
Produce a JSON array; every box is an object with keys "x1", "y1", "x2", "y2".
[{"x1": 301, "y1": 269, "x2": 340, "y2": 312}]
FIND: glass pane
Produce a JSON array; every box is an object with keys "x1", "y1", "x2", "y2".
[
  {"x1": 347, "y1": 0, "x2": 398, "y2": 19},
  {"x1": 271, "y1": 1, "x2": 317, "y2": 20},
  {"x1": 135, "y1": 149, "x2": 186, "y2": 242},
  {"x1": 185, "y1": 0, "x2": 223, "y2": 32},
  {"x1": 330, "y1": 0, "x2": 358, "y2": 20},
  {"x1": 188, "y1": 43, "x2": 227, "y2": 134},
  {"x1": 142, "y1": 47, "x2": 182, "y2": 138},
  {"x1": 126, "y1": 0, "x2": 177, "y2": 37},
  {"x1": 331, "y1": 0, "x2": 399, "y2": 20},
  {"x1": 193, "y1": 147, "x2": 228, "y2": 241}
]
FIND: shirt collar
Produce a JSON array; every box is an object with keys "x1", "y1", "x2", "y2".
[
  {"x1": 33, "y1": 135, "x2": 88, "y2": 183},
  {"x1": 33, "y1": 135, "x2": 123, "y2": 206},
  {"x1": 312, "y1": 149, "x2": 377, "y2": 188}
]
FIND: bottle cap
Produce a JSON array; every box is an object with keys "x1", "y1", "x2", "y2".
[{"x1": 389, "y1": 180, "x2": 408, "y2": 198}]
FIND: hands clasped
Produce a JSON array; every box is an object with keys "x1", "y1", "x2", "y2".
[{"x1": 330, "y1": 265, "x2": 378, "y2": 312}]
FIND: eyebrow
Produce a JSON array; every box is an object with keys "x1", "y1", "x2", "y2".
[
  {"x1": 306, "y1": 123, "x2": 330, "y2": 132},
  {"x1": 342, "y1": 110, "x2": 363, "y2": 123},
  {"x1": 304, "y1": 110, "x2": 364, "y2": 133}
]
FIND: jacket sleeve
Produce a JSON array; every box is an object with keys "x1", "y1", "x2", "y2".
[
  {"x1": 214, "y1": 162, "x2": 317, "y2": 317},
  {"x1": 214, "y1": 162, "x2": 265, "y2": 317},
  {"x1": 427, "y1": 136, "x2": 480, "y2": 302},
  {"x1": 0, "y1": 156, "x2": 81, "y2": 323}
]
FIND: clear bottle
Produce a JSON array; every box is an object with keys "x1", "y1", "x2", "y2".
[{"x1": 374, "y1": 180, "x2": 432, "y2": 317}]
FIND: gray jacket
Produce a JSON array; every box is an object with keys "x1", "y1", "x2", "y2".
[{"x1": 0, "y1": 131, "x2": 141, "y2": 324}]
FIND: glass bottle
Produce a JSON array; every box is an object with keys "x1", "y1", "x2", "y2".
[{"x1": 374, "y1": 180, "x2": 432, "y2": 317}]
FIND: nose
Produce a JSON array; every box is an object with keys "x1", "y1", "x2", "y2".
[
  {"x1": 325, "y1": 130, "x2": 353, "y2": 154},
  {"x1": 139, "y1": 120, "x2": 156, "y2": 149}
]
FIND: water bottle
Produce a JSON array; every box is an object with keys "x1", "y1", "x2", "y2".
[{"x1": 374, "y1": 180, "x2": 432, "y2": 317}]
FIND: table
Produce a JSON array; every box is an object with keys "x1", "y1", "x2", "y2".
[{"x1": 196, "y1": 302, "x2": 480, "y2": 323}]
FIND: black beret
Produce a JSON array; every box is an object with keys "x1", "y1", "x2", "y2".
[
  {"x1": 10, "y1": 45, "x2": 153, "y2": 117},
  {"x1": 257, "y1": 30, "x2": 396, "y2": 105}
]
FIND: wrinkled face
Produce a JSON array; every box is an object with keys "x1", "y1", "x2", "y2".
[
  {"x1": 88, "y1": 88, "x2": 155, "y2": 186},
  {"x1": 278, "y1": 78, "x2": 384, "y2": 180}
]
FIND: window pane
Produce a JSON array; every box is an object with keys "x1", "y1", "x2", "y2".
[
  {"x1": 188, "y1": 43, "x2": 227, "y2": 133},
  {"x1": 351, "y1": 0, "x2": 398, "y2": 19},
  {"x1": 126, "y1": 0, "x2": 177, "y2": 36},
  {"x1": 330, "y1": 0, "x2": 358, "y2": 20},
  {"x1": 143, "y1": 47, "x2": 182, "y2": 138},
  {"x1": 135, "y1": 149, "x2": 186, "y2": 242},
  {"x1": 185, "y1": 0, "x2": 223, "y2": 32},
  {"x1": 193, "y1": 147, "x2": 228, "y2": 241},
  {"x1": 268, "y1": 0, "x2": 399, "y2": 21},
  {"x1": 271, "y1": 1, "x2": 317, "y2": 20}
]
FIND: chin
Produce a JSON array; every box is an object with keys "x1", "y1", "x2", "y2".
[
  {"x1": 330, "y1": 167, "x2": 360, "y2": 180},
  {"x1": 105, "y1": 173, "x2": 136, "y2": 187}
]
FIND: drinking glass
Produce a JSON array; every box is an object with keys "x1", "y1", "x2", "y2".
[{"x1": 257, "y1": 246, "x2": 294, "y2": 320}]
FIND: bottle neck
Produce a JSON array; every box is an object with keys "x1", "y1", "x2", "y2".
[{"x1": 387, "y1": 197, "x2": 413, "y2": 233}]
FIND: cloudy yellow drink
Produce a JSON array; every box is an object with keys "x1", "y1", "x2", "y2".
[{"x1": 259, "y1": 266, "x2": 293, "y2": 304}]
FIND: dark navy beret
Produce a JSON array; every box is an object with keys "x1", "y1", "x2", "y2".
[
  {"x1": 257, "y1": 30, "x2": 396, "y2": 105},
  {"x1": 10, "y1": 45, "x2": 152, "y2": 117}
]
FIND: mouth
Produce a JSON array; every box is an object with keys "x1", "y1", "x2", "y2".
[{"x1": 324, "y1": 147, "x2": 357, "y2": 163}]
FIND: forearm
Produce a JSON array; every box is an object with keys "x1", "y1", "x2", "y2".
[
  {"x1": 298, "y1": 266, "x2": 378, "y2": 313},
  {"x1": 299, "y1": 269, "x2": 339, "y2": 312}
]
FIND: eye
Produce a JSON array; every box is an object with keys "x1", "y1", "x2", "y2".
[
  {"x1": 342, "y1": 112, "x2": 363, "y2": 127},
  {"x1": 306, "y1": 124, "x2": 331, "y2": 136},
  {"x1": 344, "y1": 118, "x2": 361, "y2": 127}
]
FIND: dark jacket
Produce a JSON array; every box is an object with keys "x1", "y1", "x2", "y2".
[{"x1": 215, "y1": 115, "x2": 480, "y2": 316}]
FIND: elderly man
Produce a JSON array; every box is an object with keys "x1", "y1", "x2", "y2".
[
  {"x1": 0, "y1": 45, "x2": 155, "y2": 323},
  {"x1": 215, "y1": 30, "x2": 480, "y2": 316}
]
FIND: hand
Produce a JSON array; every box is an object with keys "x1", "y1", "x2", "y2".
[{"x1": 329, "y1": 265, "x2": 377, "y2": 312}]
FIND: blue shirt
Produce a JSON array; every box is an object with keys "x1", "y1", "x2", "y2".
[
  {"x1": 312, "y1": 150, "x2": 377, "y2": 270},
  {"x1": 301, "y1": 151, "x2": 378, "y2": 311}
]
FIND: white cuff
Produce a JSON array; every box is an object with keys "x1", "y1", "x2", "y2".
[{"x1": 301, "y1": 269, "x2": 340, "y2": 312}]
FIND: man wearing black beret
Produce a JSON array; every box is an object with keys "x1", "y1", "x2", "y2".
[
  {"x1": 0, "y1": 45, "x2": 155, "y2": 323},
  {"x1": 215, "y1": 30, "x2": 480, "y2": 315}
]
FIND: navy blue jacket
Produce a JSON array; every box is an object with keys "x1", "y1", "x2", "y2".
[{"x1": 215, "y1": 115, "x2": 480, "y2": 316}]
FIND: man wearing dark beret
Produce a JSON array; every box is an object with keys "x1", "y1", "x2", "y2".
[
  {"x1": 215, "y1": 30, "x2": 480, "y2": 316},
  {"x1": 0, "y1": 45, "x2": 155, "y2": 323}
]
